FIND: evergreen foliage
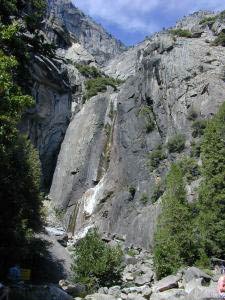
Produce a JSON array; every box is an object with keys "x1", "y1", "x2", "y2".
[
  {"x1": 148, "y1": 146, "x2": 166, "y2": 171},
  {"x1": 153, "y1": 103, "x2": 225, "y2": 278},
  {"x1": 71, "y1": 229, "x2": 123, "y2": 291},
  {"x1": 199, "y1": 16, "x2": 217, "y2": 26},
  {"x1": 0, "y1": 0, "x2": 46, "y2": 274},
  {"x1": 213, "y1": 32, "x2": 225, "y2": 47},
  {"x1": 194, "y1": 102, "x2": 225, "y2": 265},
  {"x1": 153, "y1": 164, "x2": 196, "y2": 278},
  {"x1": 169, "y1": 29, "x2": 192, "y2": 38},
  {"x1": 167, "y1": 134, "x2": 186, "y2": 153},
  {"x1": 139, "y1": 105, "x2": 155, "y2": 133},
  {"x1": 151, "y1": 181, "x2": 165, "y2": 203},
  {"x1": 84, "y1": 77, "x2": 123, "y2": 100},
  {"x1": 75, "y1": 64, "x2": 102, "y2": 78},
  {"x1": 192, "y1": 119, "x2": 207, "y2": 138}
]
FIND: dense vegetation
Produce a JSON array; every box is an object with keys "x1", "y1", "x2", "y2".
[
  {"x1": 199, "y1": 16, "x2": 217, "y2": 26},
  {"x1": 167, "y1": 133, "x2": 186, "y2": 153},
  {"x1": 71, "y1": 229, "x2": 123, "y2": 292},
  {"x1": 84, "y1": 76, "x2": 123, "y2": 100},
  {"x1": 139, "y1": 105, "x2": 155, "y2": 133},
  {"x1": 169, "y1": 29, "x2": 192, "y2": 38},
  {"x1": 153, "y1": 163, "x2": 196, "y2": 278},
  {"x1": 213, "y1": 32, "x2": 225, "y2": 47},
  {"x1": 75, "y1": 63, "x2": 102, "y2": 78},
  {"x1": 0, "y1": 0, "x2": 47, "y2": 276},
  {"x1": 153, "y1": 102, "x2": 225, "y2": 278}
]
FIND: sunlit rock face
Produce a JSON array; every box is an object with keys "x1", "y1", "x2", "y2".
[
  {"x1": 46, "y1": 0, "x2": 126, "y2": 65},
  {"x1": 48, "y1": 10, "x2": 225, "y2": 249}
]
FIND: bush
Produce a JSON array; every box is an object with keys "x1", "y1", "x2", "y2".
[
  {"x1": 75, "y1": 64, "x2": 102, "y2": 78},
  {"x1": 128, "y1": 186, "x2": 136, "y2": 198},
  {"x1": 190, "y1": 141, "x2": 202, "y2": 158},
  {"x1": 139, "y1": 105, "x2": 155, "y2": 133},
  {"x1": 178, "y1": 157, "x2": 200, "y2": 183},
  {"x1": 140, "y1": 193, "x2": 149, "y2": 205},
  {"x1": 199, "y1": 16, "x2": 217, "y2": 26},
  {"x1": 151, "y1": 181, "x2": 165, "y2": 203},
  {"x1": 212, "y1": 32, "x2": 225, "y2": 47},
  {"x1": 169, "y1": 29, "x2": 192, "y2": 38},
  {"x1": 84, "y1": 77, "x2": 123, "y2": 100},
  {"x1": 148, "y1": 147, "x2": 167, "y2": 170},
  {"x1": 71, "y1": 229, "x2": 123, "y2": 291},
  {"x1": 167, "y1": 134, "x2": 186, "y2": 153},
  {"x1": 192, "y1": 119, "x2": 207, "y2": 138}
]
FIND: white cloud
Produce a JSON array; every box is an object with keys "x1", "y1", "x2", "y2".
[{"x1": 74, "y1": 0, "x2": 225, "y2": 34}]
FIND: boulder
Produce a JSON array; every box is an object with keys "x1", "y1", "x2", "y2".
[
  {"x1": 152, "y1": 274, "x2": 182, "y2": 292},
  {"x1": 59, "y1": 280, "x2": 86, "y2": 297},
  {"x1": 184, "y1": 278, "x2": 203, "y2": 294},
  {"x1": 185, "y1": 286, "x2": 219, "y2": 300},
  {"x1": 126, "y1": 293, "x2": 146, "y2": 300},
  {"x1": 150, "y1": 289, "x2": 186, "y2": 300},
  {"x1": 85, "y1": 294, "x2": 117, "y2": 300},
  {"x1": 10, "y1": 284, "x2": 73, "y2": 300},
  {"x1": 182, "y1": 267, "x2": 211, "y2": 284},
  {"x1": 108, "y1": 286, "x2": 121, "y2": 297},
  {"x1": 135, "y1": 273, "x2": 154, "y2": 286}
]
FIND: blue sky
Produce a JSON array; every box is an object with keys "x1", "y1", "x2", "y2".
[{"x1": 74, "y1": 0, "x2": 225, "y2": 46}]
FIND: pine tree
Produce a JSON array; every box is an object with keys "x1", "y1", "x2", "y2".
[
  {"x1": 195, "y1": 102, "x2": 225, "y2": 265},
  {"x1": 153, "y1": 164, "x2": 196, "y2": 278}
]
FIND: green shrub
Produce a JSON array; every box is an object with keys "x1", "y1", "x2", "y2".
[
  {"x1": 178, "y1": 157, "x2": 200, "y2": 183},
  {"x1": 148, "y1": 147, "x2": 167, "y2": 170},
  {"x1": 167, "y1": 134, "x2": 186, "y2": 153},
  {"x1": 140, "y1": 193, "x2": 149, "y2": 205},
  {"x1": 127, "y1": 248, "x2": 137, "y2": 257},
  {"x1": 219, "y1": 10, "x2": 225, "y2": 20},
  {"x1": 71, "y1": 229, "x2": 123, "y2": 291},
  {"x1": 151, "y1": 181, "x2": 165, "y2": 203},
  {"x1": 84, "y1": 77, "x2": 123, "y2": 100},
  {"x1": 139, "y1": 105, "x2": 155, "y2": 133},
  {"x1": 169, "y1": 29, "x2": 192, "y2": 38},
  {"x1": 190, "y1": 141, "x2": 202, "y2": 158},
  {"x1": 75, "y1": 64, "x2": 102, "y2": 78},
  {"x1": 199, "y1": 16, "x2": 217, "y2": 26},
  {"x1": 128, "y1": 186, "x2": 136, "y2": 198},
  {"x1": 212, "y1": 32, "x2": 225, "y2": 47},
  {"x1": 192, "y1": 119, "x2": 207, "y2": 138}
]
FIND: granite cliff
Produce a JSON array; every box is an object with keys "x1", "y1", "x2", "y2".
[{"x1": 44, "y1": 9, "x2": 225, "y2": 249}]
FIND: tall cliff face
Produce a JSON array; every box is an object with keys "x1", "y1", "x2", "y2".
[
  {"x1": 49, "y1": 10, "x2": 225, "y2": 249},
  {"x1": 46, "y1": 0, "x2": 126, "y2": 65}
]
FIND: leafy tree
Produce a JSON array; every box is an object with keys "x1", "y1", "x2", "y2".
[
  {"x1": 0, "y1": 0, "x2": 46, "y2": 275},
  {"x1": 71, "y1": 229, "x2": 123, "y2": 291},
  {"x1": 194, "y1": 102, "x2": 225, "y2": 266},
  {"x1": 153, "y1": 164, "x2": 196, "y2": 278}
]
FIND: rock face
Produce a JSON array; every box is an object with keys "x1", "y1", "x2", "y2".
[
  {"x1": 46, "y1": 0, "x2": 126, "y2": 65},
  {"x1": 49, "y1": 11, "x2": 225, "y2": 248},
  {"x1": 20, "y1": 55, "x2": 72, "y2": 190}
]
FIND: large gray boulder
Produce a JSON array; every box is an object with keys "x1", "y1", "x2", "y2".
[
  {"x1": 10, "y1": 284, "x2": 73, "y2": 300},
  {"x1": 85, "y1": 294, "x2": 117, "y2": 300},
  {"x1": 182, "y1": 267, "x2": 211, "y2": 284},
  {"x1": 150, "y1": 289, "x2": 186, "y2": 300},
  {"x1": 185, "y1": 286, "x2": 219, "y2": 300},
  {"x1": 152, "y1": 275, "x2": 182, "y2": 293}
]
